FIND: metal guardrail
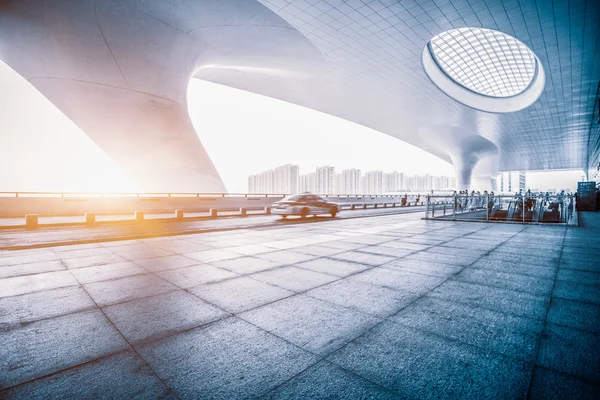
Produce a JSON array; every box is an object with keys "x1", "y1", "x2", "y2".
[
  {"x1": 0, "y1": 191, "x2": 428, "y2": 228},
  {"x1": 423, "y1": 194, "x2": 577, "y2": 225},
  {"x1": 0, "y1": 191, "x2": 423, "y2": 198}
]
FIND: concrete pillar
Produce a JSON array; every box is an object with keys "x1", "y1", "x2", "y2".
[
  {"x1": 25, "y1": 214, "x2": 38, "y2": 228},
  {"x1": 175, "y1": 210, "x2": 184, "y2": 219},
  {"x1": 135, "y1": 211, "x2": 144, "y2": 221},
  {"x1": 418, "y1": 126, "x2": 499, "y2": 191},
  {"x1": 85, "y1": 212, "x2": 95, "y2": 225},
  {"x1": 240, "y1": 208, "x2": 247, "y2": 216},
  {"x1": 210, "y1": 208, "x2": 218, "y2": 218}
]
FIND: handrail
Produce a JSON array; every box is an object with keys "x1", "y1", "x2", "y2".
[{"x1": 0, "y1": 191, "x2": 424, "y2": 198}]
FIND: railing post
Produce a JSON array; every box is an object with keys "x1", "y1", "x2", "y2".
[
  {"x1": 426, "y1": 195, "x2": 430, "y2": 218},
  {"x1": 486, "y1": 194, "x2": 489, "y2": 221},
  {"x1": 25, "y1": 214, "x2": 38, "y2": 229}
]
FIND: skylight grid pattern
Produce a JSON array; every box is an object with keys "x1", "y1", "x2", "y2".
[{"x1": 430, "y1": 28, "x2": 537, "y2": 98}]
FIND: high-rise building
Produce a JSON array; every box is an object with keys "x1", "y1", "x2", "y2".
[
  {"x1": 342, "y1": 169, "x2": 361, "y2": 194},
  {"x1": 316, "y1": 166, "x2": 335, "y2": 194},
  {"x1": 248, "y1": 169, "x2": 275, "y2": 193},
  {"x1": 498, "y1": 171, "x2": 526, "y2": 193},
  {"x1": 273, "y1": 164, "x2": 299, "y2": 194},
  {"x1": 299, "y1": 172, "x2": 316, "y2": 193},
  {"x1": 383, "y1": 171, "x2": 404, "y2": 193},
  {"x1": 363, "y1": 171, "x2": 383, "y2": 194},
  {"x1": 248, "y1": 164, "x2": 298, "y2": 194},
  {"x1": 335, "y1": 173, "x2": 343, "y2": 194},
  {"x1": 410, "y1": 175, "x2": 428, "y2": 192}
]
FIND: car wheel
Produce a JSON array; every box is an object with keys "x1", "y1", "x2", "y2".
[
  {"x1": 330, "y1": 207, "x2": 338, "y2": 217},
  {"x1": 300, "y1": 208, "x2": 309, "y2": 218}
]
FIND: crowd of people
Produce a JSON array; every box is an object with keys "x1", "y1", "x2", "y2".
[{"x1": 445, "y1": 188, "x2": 574, "y2": 217}]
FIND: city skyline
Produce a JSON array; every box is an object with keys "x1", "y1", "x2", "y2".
[{"x1": 249, "y1": 163, "x2": 456, "y2": 195}]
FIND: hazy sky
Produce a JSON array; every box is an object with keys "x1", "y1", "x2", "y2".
[{"x1": 0, "y1": 59, "x2": 584, "y2": 193}]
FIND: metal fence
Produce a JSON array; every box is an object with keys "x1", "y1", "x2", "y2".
[
  {"x1": 424, "y1": 194, "x2": 577, "y2": 225},
  {"x1": 0, "y1": 191, "x2": 426, "y2": 218}
]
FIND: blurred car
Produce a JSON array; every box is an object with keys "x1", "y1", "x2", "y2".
[{"x1": 271, "y1": 193, "x2": 340, "y2": 218}]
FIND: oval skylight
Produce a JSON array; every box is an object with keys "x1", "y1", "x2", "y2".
[{"x1": 429, "y1": 27, "x2": 537, "y2": 98}]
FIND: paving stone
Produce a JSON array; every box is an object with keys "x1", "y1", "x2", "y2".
[
  {"x1": 484, "y1": 252, "x2": 560, "y2": 266},
  {"x1": 0, "y1": 260, "x2": 65, "y2": 279},
  {"x1": 0, "y1": 350, "x2": 170, "y2": 399},
  {"x1": 382, "y1": 258, "x2": 462, "y2": 278},
  {"x1": 226, "y1": 244, "x2": 276, "y2": 256},
  {"x1": 103, "y1": 290, "x2": 226, "y2": 343},
  {"x1": 250, "y1": 266, "x2": 338, "y2": 292},
  {"x1": 137, "y1": 317, "x2": 316, "y2": 399},
  {"x1": 182, "y1": 249, "x2": 243, "y2": 263},
  {"x1": 56, "y1": 247, "x2": 112, "y2": 260},
  {"x1": 255, "y1": 250, "x2": 317, "y2": 265},
  {"x1": 426, "y1": 245, "x2": 488, "y2": 258},
  {"x1": 536, "y1": 323, "x2": 600, "y2": 382},
  {"x1": 0, "y1": 270, "x2": 78, "y2": 298},
  {"x1": 547, "y1": 298, "x2": 600, "y2": 333},
  {"x1": 69, "y1": 261, "x2": 146, "y2": 284},
  {"x1": 263, "y1": 361, "x2": 398, "y2": 399},
  {"x1": 290, "y1": 244, "x2": 345, "y2": 257},
  {"x1": 402, "y1": 251, "x2": 480, "y2": 266},
  {"x1": 429, "y1": 280, "x2": 549, "y2": 320},
  {"x1": 295, "y1": 258, "x2": 370, "y2": 277},
  {"x1": 209, "y1": 256, "x2": 281, "y2": 274},
  {"x1": 114, "y1": 247, "x2": 175, "y2": 261},
  {"x1": 319, "y1": 241, "x2": 368, "y2": 251},
  {"x1": 240, "y1": 295, "x2": 380, "y2": 355},
  {"x1": 189, "y1": 277, "x2": 294, "y2": 313},
  {"x1": 559, "y1": 258, "x2": 600, "y2": 273},
  {"x1": 156, "y1": 264, "x2": 237, "y2": 288},
  {"x1": 132, "y1": 255, "x2": 199, "y2": 272},
  {"x1": 378, "y1": 240, "x2": 430, "y2": 251},
  {"x1": 356, "y1": 245, "x2": 415, "y2": 258},
  {"x1": 553, "y1": 281, "x2": 600, "y2": 305},
  {"x1": 454, "y1": 268, "x2": 555, "y2": 296},
  {"x1": 341, "y1": 235, "x2": 394, "y2": 245},
  {"x1": 0, "y1": 252, "x2": 59, "y2": 267},
  {"x1": 350, "y1": 267, "x2": 445, "y2": 294},
  {"x1": 83, "y1": 274, "x2": 177, "y2": 306},
  {"x1": 0, "y1": 286, "x2": 96, "y2": 328},
  {"x1": 306, "y1": 279, "x2": 418, "y2": 318},
  {"x1": 0, "y1": 310, "x2": 129, "y2": 388},
  {"x1": 261, "y1": 240, "x2": 307, "y2": 250},
  {"x1": 440, "y1": 239, "x2": 498, "y2": 251},
  {"x1": 469, "y1": 258, "x2": 557, "y2": 279},
  {"x1": 328, "y1": 321, "x2": 533, "y2": 399},
  {"x1": 556, "y1": 269, "x2": 600, "y2": 286},
  {"x1": 389, "y1": 296, "x2": 542, "y2": 361},
  {"x1": 330, "y1": 251, "x2": 396, "y2": 266},
  {"x1": 61, "y1": 253, "x2": 127, "y2": 269},
  {"x1": 528, "y1": 366, "x2": 600, "y2": 400}
]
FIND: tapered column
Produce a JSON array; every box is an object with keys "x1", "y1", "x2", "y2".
[{"x1": 419, "y1": 126, "x2": 499, "y2": 191}]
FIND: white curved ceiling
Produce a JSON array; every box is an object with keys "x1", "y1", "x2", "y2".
[{"x1": 197, "y1": 0, "x2": 599, "y2": 173}]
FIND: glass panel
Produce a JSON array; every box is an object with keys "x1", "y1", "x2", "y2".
[{"x1": 430, "y1": 27, "x2": 537, "y2": 97}]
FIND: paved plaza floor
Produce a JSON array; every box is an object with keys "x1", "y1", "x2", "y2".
[{"x1": 1, "y1": 213, "x2": 599, "y2": 398}]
